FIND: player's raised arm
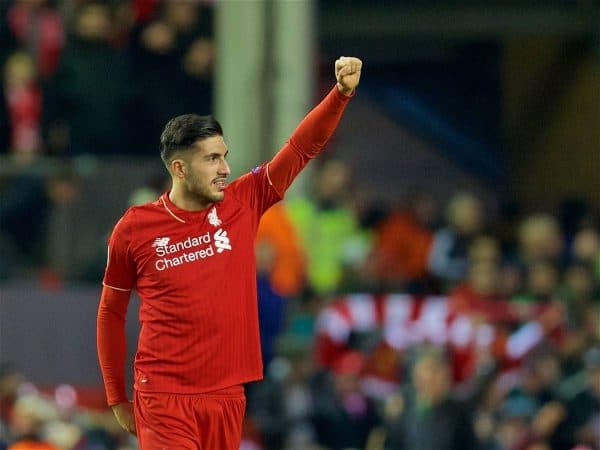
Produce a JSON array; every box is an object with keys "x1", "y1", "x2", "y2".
[{"x1": 265, "y1": 56, "x2": 362, "y2": 196}]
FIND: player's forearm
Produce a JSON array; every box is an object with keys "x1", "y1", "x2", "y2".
[
  {"x1": 288, "y1": 84, "x2": 352, "y2": 157},
  {"x1": 266, "y1": 85, "x2": 353, "y2": 195},
  {"x1": 97, "y1": 288, "x2": 130, "y2": 405}
]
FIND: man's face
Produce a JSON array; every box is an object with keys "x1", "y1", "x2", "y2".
[
  {"x1": 176, "y1": 135, "x2": 230, "y2": 204},
  {"x1": 413, "y1": 357, "x2": 451, "y2": 404}
]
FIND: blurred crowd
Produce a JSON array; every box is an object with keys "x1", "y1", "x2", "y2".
[
  {"x1": 1, "y1": 1, "x2": 599, "y2": 450},
  {"x1": 0, "y1": 0, "x2": 214, "y2": 161},
  {"x1": 2, "y1": 158, "x2": 599, "y2": 450},
  {"x1": 244, "y1": 161, "x2": 600, "y2": 450},
  {"x1": 0, "y1": 0, "x2": 214, "y2": 279}
]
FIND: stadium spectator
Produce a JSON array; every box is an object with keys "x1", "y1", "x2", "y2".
[
  {"x1": 428, "y1": 192, "x2": 485, "y2": 287},
  {"x1": 7, "y1": 0, "x2": 64, "y2": 79},
  {"x1": 286, "y1": 160, "x2": 370, "y2": 294},
  {"x1": 0, "y1": 166, "x2": 79, "y2": 277},
  {"x1": 178, "y1": 37, "x2": 214, "y2": 114},
  {"x1": 128, "y1": 173, "x2": 170, "y2": 206},
  {"x1": 571, "y1": 227, "x2": 600, "y2": 269},
  {"x1": 557, "y1": 346, "x2": 600, "y2": 449},
  {"x1": 367, "y1": 191, "x2": 436, "y2": 291},
  {"x1": 7, "y1": 395, "x2": 58, "y2": 450},
  {"x1": 256, "y1": 203, "x2": 306, "y2": 297},
  {"x1": 517, "y1": 214, "x2": 564, "y2": 266},
  {"x1": 514, "y1": 261, "x2": 561, "y2": 306},
  {"x1": 256, "y1": 240, "x2": 287, "y2": 367},
  {"x1": 130, "y1": 17, "x2": 179, "y2": 137},
  {"x1": 470, "y1": 235, "x2": 503, "y2": 266},
  {"x1": 160, "y1": 0, "x2": 212, "y2": 51},
  {"x1": 499, "y1": 262, "x2": 525, "y2": 299},
  {"x1": 3, "y1": 51, "x2": 43, "y2": 159},
  {"x1": 311, "y1": 352, "x2": 380, "y2": 450},
  {"x1": 493, "y1": 394, "x2": 539, "y2": 450},
  {"x1": 0, "y1": 172, "x2": 51, "y2": 274},
  {"x1": 383, "y1": 347, "x2": 477, "y2": 450},
  {"x1": 45, "y1": 3, "x2": 131, "y2": 155},
  {"x1": 244, "y1": 360, "x2": 288, "y2": 450},
  {"x1": 561, "y1": 262, "x2": 599, "y2": 339},
  {"x1": 126, "y1": 1, "x2": 213, "y2": 156}
]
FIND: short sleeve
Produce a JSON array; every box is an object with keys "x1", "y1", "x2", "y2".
[{"x1": 103, "y1": 210, "x2": 136, "y2": 291}]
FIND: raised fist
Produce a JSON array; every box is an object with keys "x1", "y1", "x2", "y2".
[{"x1": 335, "y1": 56, "x2": 362, "y2": 95}]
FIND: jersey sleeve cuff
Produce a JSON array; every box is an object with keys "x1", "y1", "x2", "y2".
[
  {"x1": 107, "y1": 396, "x2": 130, "y2": 406},
  {"x1": 333, "y1": 83, "x2": 356, "y2": 101}
]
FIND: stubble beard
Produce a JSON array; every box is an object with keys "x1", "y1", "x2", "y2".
[{"x1": 185, "y1": 173, "x2": 224, "y2": 205}]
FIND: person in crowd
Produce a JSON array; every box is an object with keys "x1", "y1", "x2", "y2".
[
  {"x1": 3, "y1": 51, "x2": 43, "y2": 159},
  {"x1": 128, "y1": 173, "x2": 170, "y2": 206},
  {"x1": 311, "y1": 352, "x2": 380, "y2": 450},
  {"x1": 560, "y1": 262, "x2": 600, "y2": 372},
  {"x1": 178, "y1": 37, "x2": 214, "y2": 115},
  {"x1": 383, "y1": 347, "x2": 477, "y2": 450},
  {"x1": 128, "y1": 16, "x2": 215, "y2": 157},
  {"x1": 6, "y1": 0, "x2": 64, "y2": 79},
  {"x1": 428, "y1": 192, "x2": 485, "y2": 287},
  {"x1": 0, "y1": 166, "x2": 79, "y2": 276},
  {"x1": 571, "y1": 227, "x2": 600, "y2": 269},
  {"x1": 517, "y1": 214, "x2": 564, "y2": 266},
  {"x1": 286, "y1": 159, "x2": 371, "y2": 294},
  {"x1": 160, "y1": 0, "x2": 212, "y2": 52},
  {"x1": 256, "y1": 203, "x2": 306, "y2": 297},
  {"x1": 367, "y1": 190, "x2": 436, "y2": 292},
  {"x1": 7, "y1": 395, "x2": 59, "y2": 450},
  {"x1": 556, "y1": 346, "x2": 600, "y2": 450},
  {"x1": 447, "y1": 257, "x2": 514, "y2": 382},
  {"x1": 511, "y1": 261, "x2": 563, "y2": 328},
  {"x1": 45, "y1": 3, "x2": 131, "y2": 155},
  {"x1": 255, "y1": 240, "x2": 287, "y2": 368}
]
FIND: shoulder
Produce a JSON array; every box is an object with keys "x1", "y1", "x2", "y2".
[
  {"x1": 227, "y1": 164, "x2": 266, "y2": 189},
  {"x1": 119, "y1": 198, "x2": 167, "y2": 224},
  {"x1": 110, "y1": 200, "x2": 160, "y2": 236},
  {"x1": 223, "y1": 167, "x2": 265, "y2": 204}
]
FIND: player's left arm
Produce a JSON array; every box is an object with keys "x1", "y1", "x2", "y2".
[{"x1": 265, "y1": 56, "x2": 362, "y2": 197}]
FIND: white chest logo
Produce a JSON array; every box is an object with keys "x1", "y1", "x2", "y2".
[
  {"x1": 208, "y1": 207, "x2": 222, "y2": 227},
  {"x1": 214, "y1": 229, "x2": 232, "y2": 253},
  {"x1": 152, "y1": 237, "x2": 171, "y2": 248}
]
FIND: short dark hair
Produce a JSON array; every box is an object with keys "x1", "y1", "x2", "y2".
[{"x1": 159, "y1": 114, "x2": 223, "y2": 166}]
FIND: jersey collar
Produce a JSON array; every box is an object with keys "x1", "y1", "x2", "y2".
[{"x1": 160, "y1": 192, "x2": 214, "y2": 224}]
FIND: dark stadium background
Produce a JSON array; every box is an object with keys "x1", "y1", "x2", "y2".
[{"x1": 1, "y1": 1, "x2": 599, "y2": 449}]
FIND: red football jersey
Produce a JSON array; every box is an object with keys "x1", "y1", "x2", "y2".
[
  {"x1": 99, "y1": 85, "x2": 352, "y2": 402},
  {"x1": 104, "y1": 168, "x2": 279, "y2": 395}
]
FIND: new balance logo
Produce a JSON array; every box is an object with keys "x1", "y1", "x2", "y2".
[
  {"x1": 214, "y1": 229, "x2": 231, "y2": 253},
  {"x1": 152, "y1": 237, "x2": 171, "y2": 248},
  {"x1": 208, "y1": 207, "x2": 222, "y2": 227}
]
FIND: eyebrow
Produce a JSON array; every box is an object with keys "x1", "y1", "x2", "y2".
[{"x1": 205, "y1": 150, "x2": 229, "y2": 159}]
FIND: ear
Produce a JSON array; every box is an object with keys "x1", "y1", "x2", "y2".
[{"x1": 170, "y1": 158, "x2": 187, "y2": 179}]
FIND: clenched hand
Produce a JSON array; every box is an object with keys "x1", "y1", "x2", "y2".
[{"x1": 335, "y1": 56, "x2": 362, "y2": 96}]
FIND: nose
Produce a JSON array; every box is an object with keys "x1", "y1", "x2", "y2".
[{"x1": 219, "y1": 158, "x2": 231, "y2": 176}]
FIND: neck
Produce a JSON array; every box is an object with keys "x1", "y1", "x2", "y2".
[{"x1": 169, "y1": 183, "x2": 212, "y2": 211}]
